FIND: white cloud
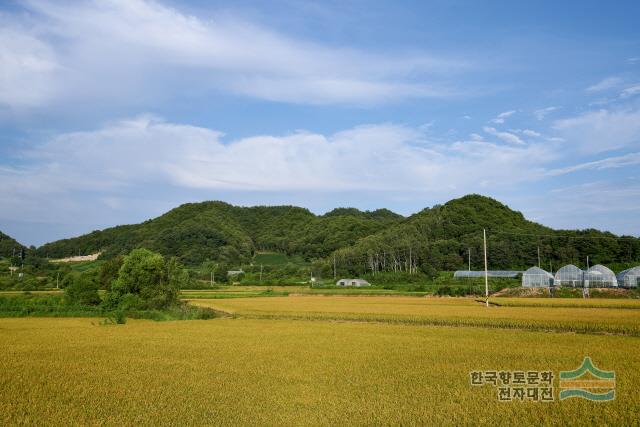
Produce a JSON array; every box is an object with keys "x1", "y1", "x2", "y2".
[
  {"x1": 491, "y1": 110, "x2": 516, "y2": 124},
  {"x1": 469, "y1": 133, "x2": 484, "y2": 141},
  {"x1": 620, "y1": 84, "x2": 640, "y2": 98},
  {"x1": 533, "y1": 106, "x2": 559, "y2": 120},
  {"x1": 482, "y1": 126, "x2": 525, "y2": 145},
  {"x1": 547, "y1": 152, "x2": 640, "y2": 176},
  {"x1": 0, "y1": 22, "x2": 59, "y2": 109},
  {"x1": 553, "y1": 108, "x2": 640, "y2": 154},
  {"x1": 0, "y1": 116, "x2": 553, "y2": 223},
  {"x1": 0, "y1": 0, "x2": 468, "y2": 109},
  {"x1": 586, "y1": 76, "x2": 623, "y2": 93},
  {"x1": 521, "y1": 129, "x2": 541, "y2": 137}
]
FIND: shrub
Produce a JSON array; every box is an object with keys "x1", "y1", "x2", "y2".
[
  {"x1": 64, "y1": 273, "x2": 102, "y2": 306},
  {"x1": 106, "y1": 248, "x2": 189, "y2": 310}
]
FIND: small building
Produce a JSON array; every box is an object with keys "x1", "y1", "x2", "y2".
[
  {"x1": 336, "y1": 278, "x2": 371, "y2": 287},
  {"x1": 522, "y1": 266, "x2": 554, "y2": 288},
  {"x1": 584, "y1": 265, "x2": 618, "y2": 288},
  {"x1": 227, "y1": 270, "x2": 244, "y2": 276},
  {"x1": 453, "y1": 270, "x2": 522, "y2": 279},
  {"x1": 554, "y1": 264, "x2": 583, "y2": 287},
  {"x1": 617, "y1": 266, "x2": 640, "y2": 288}
]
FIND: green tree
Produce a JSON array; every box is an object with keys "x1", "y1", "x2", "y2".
[
  {"x1": 64, "y1": 273, "x2": 101, "y2": 306},
  {"x1": 106, "y1": 248, "x2": 187, "y2": 310},
  {"x1": 98, "y1": 256, "x2": 124, "y2": 290}
]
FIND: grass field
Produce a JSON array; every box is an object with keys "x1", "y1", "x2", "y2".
[
  {"x1": 253, "y1": 252, "x2": 308, "y2": 266},
  {"x1": 1, "y1": 315, "x2": 638, "y2": 426}
]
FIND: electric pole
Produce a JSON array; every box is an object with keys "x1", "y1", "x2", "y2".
[
  {"x1": 333, "y1": 255, "x2": 336, "y2": 280},
  {"x1": 260, "y1": 264, "x2": 263, "y2": 283},
  {"x1": 483, "y1": 228, "x2": 489, "y2": 307},
  {"x1": 468, "y1": 248, "x2": 471, "y2": 271},
  {"x1": 537, "y1": 246, "x2": 541, "y2": 268}
]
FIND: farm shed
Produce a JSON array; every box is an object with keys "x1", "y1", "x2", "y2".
[
  {"x1": 617, "y1": 267, "x2": 640, "y2": 288},
  {"x1": 227, "y1": 270, "x2": 244, "y2": 276},
  {"x1": 522, "y1": 266, "x2": 554, "y2": 288},
  {"x1": 584, "y1": 265, "x2": 618, "y2": 288},
  {"x1": 453, "y1": 270, "x2": 522, "y2": 279},
  {"x1": 554, "y1": 264, "x2": 583, "y2": 287},
  {"x1": 336, "y1": 279, "x2": 371, "y2": 287}
]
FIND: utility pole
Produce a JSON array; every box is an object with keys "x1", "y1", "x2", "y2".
[
  {"x1": 210, "y1": 271, "x2": 213, "y2": 287},
  {"x1": 483, "y1": 228, "x2": 489, "y2": 307},
  {"x1": 537, "y1": 246, "x2": 541, "y2": 268},
  {"x1": 260, "y1": 264, "x2": 263, "y2": 283},
  {"x1": 586, "y1": 256, "x2": 590, "y2": 269},
  {"x1": 468, "y1": 248, "x2": 471, "y2": 271},
  {"x1": 56, "y1": 272, "x2": 59, "y2": 289},
  {"x1": 333, "y1": 255, "x2": 336, "y2": 280}
]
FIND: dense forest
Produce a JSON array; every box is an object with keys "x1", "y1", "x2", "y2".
[
  {"x1": 0, "y1": 231, "x2": 25, "y2": 259},
  {"x1": 330, "y1": 195, "x2": 640, "y2": 276},
  {"x1": 34, "y1": 201, "x2": 404, "y2": 264},
  {"x1": 5, "y1": 195, "x2": 639, "y2": 275}
]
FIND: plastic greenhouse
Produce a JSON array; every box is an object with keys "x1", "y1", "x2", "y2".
[
  {"x1": 453, "y1": 270, "x2": 522, "y2": 279},
  {"x1": 617, "y1": 267, "x2": 640, "y2": 288},
  {"x1": 522, "y1": 266, "x2": 554, "y2": 287},
  {"x1": 554, "y1": 264, "x2": 583, "y2": 287},
  {"x1": 583, "y1": 265, "x2": 618, "y2": 288}
]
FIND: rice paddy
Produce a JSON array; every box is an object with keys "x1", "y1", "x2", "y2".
[
  {"x1": 190, "y1": 295, "x2": 640, "y2": 336},
  {"x1": 1, "y1": 295, "x2": 639, "y2": 425}
]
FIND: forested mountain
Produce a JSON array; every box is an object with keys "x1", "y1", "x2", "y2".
[
  {"x1": 332, "y1": 195, "x2": 640, "y2": 275},
  {"x1": 0, "y1": 231, "x2": 25, "y2": 258},
  {"x1": 36, "y1": 202, "x2": 404, "y2": 264},
  {"x1": 34, "y1": 195, "x2": 640, "y2": 270}
]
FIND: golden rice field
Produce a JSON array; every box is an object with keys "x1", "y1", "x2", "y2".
[
  {"x1": 2, "y1": 295, "x2": 640, "y2": 425},
  {"x1": 1, "y1": 316, "x2": 639, "y2": 426},
  {"x1": 190, "y1": 296, "x2": 640, "y2": 336}
]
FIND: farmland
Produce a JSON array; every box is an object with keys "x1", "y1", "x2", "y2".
[
  {"x1": 1, "y1": 310, "x2": 639, "y2": 426},
  {"x1": 190, "y1": 295, "x2": 640, "y2": 336}
]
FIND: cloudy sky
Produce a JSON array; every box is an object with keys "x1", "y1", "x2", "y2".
[{"x1": 1, "y1": 0, "x2": 640, "y2": 246}]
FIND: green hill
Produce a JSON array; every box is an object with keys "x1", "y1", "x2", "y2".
[
  {"x1": 0, "y1": 231, "x2": 25, "y2": 258},
  {"x1": 36, "y1": 202, "x2": 404, "y2": 265},
  {"x1": 35, "y1": 195, "x2": 640, "y2": 270},
  {"x1": 332, "y1": 195, "x2": 640, "y2": 274}
]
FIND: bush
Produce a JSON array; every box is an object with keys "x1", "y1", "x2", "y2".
[
  {"x1": 64, "y1": 273, "x2": 101, "y2": 306},
  {"x1": 106, "y1": 248, "x2": 189, "y2": 310}
]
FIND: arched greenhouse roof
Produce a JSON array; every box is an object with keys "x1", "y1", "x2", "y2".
[
  {"x1": 554, "y1": 264, "x2": 583, "y2": 287},
  {"x1": 617, "y1": 266, "x2": 640, "y2": 288},
  {"x1": 584, "y1": 264, "x2": 618, "y2": 288},
  {"x1": 522, "y1": 266, "x2": 554, "y2": 288}
]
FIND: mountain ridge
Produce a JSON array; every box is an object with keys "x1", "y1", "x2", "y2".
[{"x1": 30, "y1": 194, "x2": 640, "y2": 270}]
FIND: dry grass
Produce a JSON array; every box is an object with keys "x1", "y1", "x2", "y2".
[
  {"x1": 190, "y1": 296, "x2": 640, "y2": 335},
  {"x1": 0, "y1": 316, "x2": 638, "y2": 426}
]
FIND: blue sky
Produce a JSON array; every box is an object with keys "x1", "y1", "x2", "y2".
[{"x1": 1, "y1": 0, "x2": 639, "y2": 246}]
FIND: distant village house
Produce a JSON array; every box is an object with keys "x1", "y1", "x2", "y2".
[{"x1": 336, "y1": 278, "x2": 371, "y2": 287}]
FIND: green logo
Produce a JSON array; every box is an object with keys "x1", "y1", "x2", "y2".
[{"x1": 559, "y1": 357, "x2": 615, "y2": 401}]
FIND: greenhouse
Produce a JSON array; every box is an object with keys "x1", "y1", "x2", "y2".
[
  {"x1": 583, "y1": 265, "x2": 618, "y2": 288},
  {"x1": 617, "y1": 267, "x2": 640, "y2": 288},
  {"x1": 554, "y1": 264, "x2": 583, "y2": 287},
  {"x1": 453, "y1": 270, "x2": 522, "y2": 279},
  {"x1": 522, "y1": 266, "x2": 554, "y2": 288}
]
